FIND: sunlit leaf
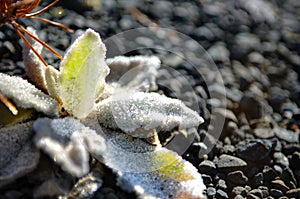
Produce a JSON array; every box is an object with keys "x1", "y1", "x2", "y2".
[{"x1": 59, "y1": 29, "x2": 109, "y2": 119}]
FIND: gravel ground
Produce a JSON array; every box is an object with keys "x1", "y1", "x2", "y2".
[{"x1": 0, "y1": 0, "x2": 300, "y2": 198}]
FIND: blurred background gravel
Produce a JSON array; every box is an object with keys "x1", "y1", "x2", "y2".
[{"x1": 0, "y1": 0, "x2": 300, "y2": 198}]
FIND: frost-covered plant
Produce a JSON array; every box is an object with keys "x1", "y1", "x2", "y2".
[{"x1": 0, "y1": 28, "x2": 206, "y2": 199}]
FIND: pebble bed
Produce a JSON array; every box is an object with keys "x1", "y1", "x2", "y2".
[{"x1": 0, "y1": 0, "x2": 300, "y2": 198}]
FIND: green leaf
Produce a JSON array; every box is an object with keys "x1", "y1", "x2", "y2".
[{"x1": 59, "y1": 29, "x2": 109, "y2": 119}]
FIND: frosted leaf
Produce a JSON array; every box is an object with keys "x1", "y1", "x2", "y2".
[
  {"x1": 59, "y1": 29, "x2": 110, "y2": 119},
  {"x1": 23, "y1": 27, "x2": 48, "y2": 92},
  {"x1": 0, "y1": 73, "x2": 59, "y2": 117},
  {"x1": 96, "y1": 92, "x2": 204, "y2": 137},
  {"x1": 91, "y1": 129, "x2": 206, "y2": 199},
  {"x1": 33, "y1": 117, "x2": 106, "y2": 177},
  {"x1": 0, "y1": 122, "x2": 40, "y2": 186},
  {"x1": 106, "y1": 55, "x2": 160, "y2": 92}
]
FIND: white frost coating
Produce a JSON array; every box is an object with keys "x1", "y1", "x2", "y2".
[
  {"x1": 22, "y1": 27, "x2": 48, "y2": 92},
  {"x1": 33, "y1": 118, "x2": 106, "y2": 177},
  {"x1": 106, "y1": 55, "x2": 160, "y2": 92},
  {"x1": 95, "y1": 129, "x2": 206, "y2": 199},
  {"x1": 0, "y1": 73, "x2": 59, "y2": 117},
  {"x1": 96, "y1": 92, "x2": 204, "y2": 136},
  {"x1": 0, "y1": 122, "x2": 40, "y2": 186},
  {"x1": 59, "y1": 29, "x2": 110, "y2": 119}
]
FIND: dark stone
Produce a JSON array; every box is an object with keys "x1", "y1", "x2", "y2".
[
  {"x1": 286, "y1": 188, "x2": 300, "y2": 198},
  {"x1": 282, "y1": 144, "x2": 300, "y2": 156},
  {"x1": 289, "y1": 152, "x2": 300, "y2": 170},
  {"x1": 271, "y1": 179, "x2": 289, "y2": 193},
  {"x1": 198, "y1": 160, "x2": 217, "y2": 176},
  {"x1": 268, "y1": 86, "x2": 288, "y2": 113},
  {"x1": 202, "y1": 174, "x2": 213, "y2": 185},
  {"x1": 251, "y1": 172, "x2": 264, "y2": 188},
  {"x1": 248, "y1": 189, "x2": 263, "y2": 198},
  {"x1": 270, "y1": 189, "x2": 284, "y2": 197},
  {"x1": 273, "y1": 152, "x2": 289, "y2": 168},
  {"x1": 216, "y1": 155, "x2": 247, "y2": 173},
  {"x1": 247, "y1": 194, "x2": 260, "y2": 199},
  {"x1": 239, "y1": 93, "x2": 264, "y2": 120},
  {"x1": 258, "y1": 186, "x2": 269, "y2": 198},
  {"x1": 236, "y1": 139, "x2": 272, "y2": 162},
  {"x1": 263, "y1": 166, "x2": 278, "y2": 183},
  {"x1": 227, "y1": 171, "x2": 248, "y2": 186},
  {"x1": 281, "y1": 168, "x2": 297, "y2": 189}
]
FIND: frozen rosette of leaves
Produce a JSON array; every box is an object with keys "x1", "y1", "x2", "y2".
[{"x1": 16, "y1": 26, "x2": 206, "y2": 198}]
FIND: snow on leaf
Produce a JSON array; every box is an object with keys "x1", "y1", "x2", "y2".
[
  {"x1": 59, "y1": 29, "x2": 109, "y2": 119},
  {"x1": 90, "y1": 128, "x2": 206, "y2": 199},
  {"x1": 0, "y1": 73, "x2": 59, "y2": 117},
  {"x1": 33, "y1": 117, "x2": 106, "y2": 177},
  {"x1": 96, "y1": 92, "x2": 204, "y2": 137}
]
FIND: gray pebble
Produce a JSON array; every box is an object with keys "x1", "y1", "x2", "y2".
[
  {"x1": 270, "y1": 189, "x2": 284, "y2": 197},
  {"x1": 286, "y1": 188, "x2": 300, "y2": 198},
  {"x1": 216, "y1": 154, "x2": 247, "y2": 173},
  {"x1": 227, "y1": 171, "x2": 248, "y2": 186},
  {"x1": 198, "y1": 160, "x2": 217, "y2": 176}
]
